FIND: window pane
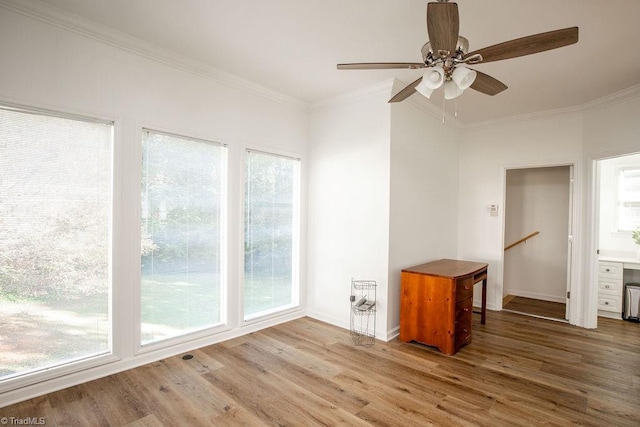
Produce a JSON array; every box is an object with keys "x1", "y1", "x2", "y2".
[
  {"x1": 141, "y1": 130, "x2": 226, "y2": 344},
  {"x1": 244, "y1": 151, "x2": 299, "y2": 319},
  {"x1": 618, "y1": 168, "x2": 640, "y2": 231},
  {"x1": 0, "y1": 107, "x2": 112, "y2": 380}
]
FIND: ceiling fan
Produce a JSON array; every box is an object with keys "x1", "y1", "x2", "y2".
[{"x1": 337, "y1": 0, "x2": 578, "y2": 103}]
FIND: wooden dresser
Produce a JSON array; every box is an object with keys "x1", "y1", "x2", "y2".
[{"x1": 400, "y1": 259, "x2": 488, "y2": 355}]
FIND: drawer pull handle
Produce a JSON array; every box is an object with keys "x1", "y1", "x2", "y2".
[
  {"x1": 605, "y1": 268, "x2": 610, "y2": 272},
  {"x1": 605, "y1": 285, "x2": 610, "y2": 289},
  {"x1": 463, "y1": 307, "x2": 470, "y2": 312},
  {"x1": 462, "y1": 328, "x2": 469, "y2": 333},
  {"x1": 464, "y1": 286, "x2": 470, "y2": 291},
  {"x1": 604, "y1": 301, "x2": 609, "y2": 305}
]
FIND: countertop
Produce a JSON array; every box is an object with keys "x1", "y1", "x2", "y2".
[{"x1": 599, "y1": 251, "x2": 640, "y2": 267}]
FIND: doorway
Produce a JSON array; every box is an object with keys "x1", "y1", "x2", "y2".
[
  {"x1": 595, "y1": 152, "x2": 640, "y2": 321},
  {"x1": 502, "y1": 165, "x2": 572, "y2": 321}
]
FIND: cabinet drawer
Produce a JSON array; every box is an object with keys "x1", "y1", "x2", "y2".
[
  {"x1": 598, "y1": 262, "x2": 623, "y2": 280},
  {"x1": 456, "y1": 277, "x2": 474, "y2": 302},
  {"x1": 455, "y1": 309, "x2": 472, "y2": 348},
  {"x1": 456, "y1": 297, "x2": 473, "y2": 318},
  {"x1": 598, "y1": 295, "x2": 622, "y2": 312},
  {"x1": 598, "y1": 279, "x2": 622, "y2": 295}
]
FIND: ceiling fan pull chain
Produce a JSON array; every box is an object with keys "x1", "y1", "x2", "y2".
[
  {"x1": 454, "y1": 98, "x2": 458, "y2": 118},
  {"x1": 442, "y1": 97, "x2": 446, "y2": 125}
]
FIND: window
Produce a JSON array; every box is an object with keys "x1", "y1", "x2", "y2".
[
  {"x1": 0, "y1": 105, "x2": 112, "y2": 381},
  {"x1": 141, "y1": 130, "x2": 226, "y2": 345},
  {"x1": 617, "y1": 167, "x2": 640, "y2": 232},
  {"x1": 244, "y1": 150, "x2": 300, "y2": 320}
]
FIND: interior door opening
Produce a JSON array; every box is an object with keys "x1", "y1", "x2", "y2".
[
  {"x1": 594, "y1": 152, "x2": 640, "y2": 322},
  {"x1": 501, "y1": 165, "x2": 573, "y2": 322}
]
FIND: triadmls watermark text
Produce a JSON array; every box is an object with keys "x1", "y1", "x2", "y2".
[{"x1": 0, "y1": 417, "x2": 46, "y2": 425}]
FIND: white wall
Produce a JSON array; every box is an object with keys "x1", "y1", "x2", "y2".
[
  {"x1": 306, "y1": 84, "x2": 392, "y2": 337},
  {"x1": 457, "y1": 114, "x2": 583, "y2": 313},
  {"x1": 504, "y1": 166, "x2": 570, "y2": 303},
  {"x1": 387, "y1": 98, "x2": 460, "y2": 336},
  {"x1": 0, "y1": 5, "x2": 309, "y2": 405}
]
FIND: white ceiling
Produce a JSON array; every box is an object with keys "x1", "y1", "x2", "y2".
[{"x1": 38, "y1": 0, "x2": 640, "y2": 123}]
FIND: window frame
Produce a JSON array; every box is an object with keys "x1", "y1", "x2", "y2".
[
  {"x1": 0, "y1": 102, "x2": 118, "y2": 393},
  {"x1": 615, "y1": 165, "x2": 640, "y2": 233},
  {"x1": 241, "y1": 148, "x2": 302, "y2": 323},
  {"x1": 137, "y1": 127, "x2": 229, "y2": 350}
]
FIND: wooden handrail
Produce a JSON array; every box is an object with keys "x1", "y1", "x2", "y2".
[{"x1": 504, "y1": 231, "x2": 540, "y2": 251}]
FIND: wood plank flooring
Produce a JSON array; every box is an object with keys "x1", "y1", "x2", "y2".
[
  {"x1": 503, "y1": 296, "x2": 567, "y2": 320},
  {"x1": 2, "y1": 311, "x2": 640, "y2": 426}
]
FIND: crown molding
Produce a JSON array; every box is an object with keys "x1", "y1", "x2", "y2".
[
  {"x1": 463, "y1": 103, "x2": 584, "y2": 132},
  {"x1": 581, "y1": 84, "x2": 640, "y2": 113},
  {"x1": 464, "y1": 83, "x2": 640, "y2": 131},
  {"x1": 0, "y1": 0, "x2": 308, "y2": 111},
  {"x1": 309, "y1": 79, "x2": 395, "y2": 111}
]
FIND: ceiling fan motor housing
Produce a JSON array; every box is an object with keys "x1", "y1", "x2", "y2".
[{"x1": 422, "y1": 36, "x2": 469, "y2": 63}]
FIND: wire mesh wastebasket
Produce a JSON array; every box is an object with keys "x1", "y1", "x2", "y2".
[{"x1": 350, "y1": 279, "x2": 376, "y2": 346}]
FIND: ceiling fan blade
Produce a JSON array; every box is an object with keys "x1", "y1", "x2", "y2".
[
  {"x1": 467, "y1": 27, "x2": 578, "y2": 64},
  {"x1": 337, "y1": 63, "x2": 425, "y2": 70},
  {"x1": 388, "y1": 77, "x2": 423, "y2": 103},
  {"x1": 426, "y1": 2, "x2": 459, "y2": 55},
  {"x1": 470, "y1": 71, "x2": 508, "y2": 96}
]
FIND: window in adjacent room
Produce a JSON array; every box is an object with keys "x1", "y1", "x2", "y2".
[
  {"x1": 0, "y1": 104, "x2": 113, "y2": 381},
  {"x1": 617, "y1": 166, "x2": 640, "y2": 232},
  {"x1": 244, "y1": 150, "x2": 300, "y2": 320},
  {"x1": 141, "y1": 129, "x2": 227, "y2": 345}
]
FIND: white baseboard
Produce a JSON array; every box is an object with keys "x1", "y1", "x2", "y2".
[
  {"x1": 598, "y1": 310, "x2": 623, "y2": 320},
  {"x1": 306, "y1": 310, "x2": 400, "y2": 342},
  {"x1": 385, "y1": 326, "x2": 399, "y2": 342},
  {"x1": 504, "y1": 289, "x2": 566, "y2": 304},
  {"x1": 305, "y1": 310, "x2": 350, "y2": 331}
]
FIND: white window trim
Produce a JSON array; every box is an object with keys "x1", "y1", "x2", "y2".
[
  {"x1": 0, "y1": 102, "x2": 116, "y2": 394},
  {"x1": 137, "y1": 127, "x2": 229, "y2": 350},
  {"x1": 241, "y1": 147, "x2": 303, "y2": 324}
]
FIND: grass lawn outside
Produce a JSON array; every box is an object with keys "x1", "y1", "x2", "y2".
[{"x1": 0, "y1": 293, "x2": 109, "y2": 380}]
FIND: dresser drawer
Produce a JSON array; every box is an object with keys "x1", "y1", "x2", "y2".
[
  {"x1": 456, "y1": 297, "x2": 473, "y2": 318},
  {"x1": 598, "y1": 295, "x2": 622, "y2": 312},
  {"x1": 456, "y1": 277, "x2": 474, "y2": 302},
  {"x1": 455, "y1": 309, "x2": 472, "y2": 348},
  {"x1": 598, "y1": 279, "x2": 622, "y2": 296},
  {"x1": 598, "y1": 262, "x2": 623, "y2": 280}
]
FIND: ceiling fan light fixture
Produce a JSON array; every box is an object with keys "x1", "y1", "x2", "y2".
[
  {"x1": 451, "y1": 66, "x2": 477, "y2": 90},
  {"x1": 415, "y1": 81, "x2": 435, "y2": 99},
  {"x1": 422, "y1": 66, "x2": 445, "y2": 90},
  {"x1": 444, "y1": 80, "x2": 464, "y2": 100}
]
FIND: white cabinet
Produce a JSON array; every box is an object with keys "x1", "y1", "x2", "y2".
[{"x1": 598, "y1": 261, "x2": 623, "y2": 318}]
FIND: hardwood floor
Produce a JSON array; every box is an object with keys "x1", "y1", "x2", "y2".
[
  {"x1": 2, "y1": 312, "x2": 640, "y2": 426},
  {"x1": 503, "y1": 296, "x2": 567, "y2": 320}
]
